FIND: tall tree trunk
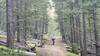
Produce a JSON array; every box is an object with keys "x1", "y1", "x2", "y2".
[
  {"x1": 6, "y1": 0, "x2": 15, "y2": 48},
  {"x1": 16, "y1": 0, "x2": 21, "y2": 42},
  {"x1": 82, "y1": 12, "x2": 87, "y2": 56},
  {"x1": 44, "y1": 16, "x2": 48, "y2": 34}
]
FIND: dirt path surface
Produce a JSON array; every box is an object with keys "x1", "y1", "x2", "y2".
[{"x1": 36, "y1": 38, "x2": 67, "y2": 56}]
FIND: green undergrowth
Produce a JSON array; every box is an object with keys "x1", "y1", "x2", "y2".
[
  {"x1": 66, "y1": 52, "x2": 79, "y2": 56},
  {"x1": 36, "y1": 52, "x2": 42, "y2": 56},
  {"x1": 0, "y1": 35, "x2": 6, "y2": 39},
  {"x1": 0, "y1": 45, "x2": 27, "y2": 56}
]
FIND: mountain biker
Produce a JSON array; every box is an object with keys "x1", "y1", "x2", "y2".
[{"x1": 51, "y1": 34, "x2": 56, "y2": 45}]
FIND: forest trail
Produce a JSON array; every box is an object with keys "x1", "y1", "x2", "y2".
[{"x1": 36, "y1": 38, "x2": 67, "y2": 56}]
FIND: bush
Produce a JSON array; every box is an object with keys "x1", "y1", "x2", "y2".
[
  {"x1": 67, "y1": 52, "x2": 79, "y2": 56},
  {"x1": 72, "y1": 43, "x2": 80, "y2": 54},
  {"x1": 36, "y1": 52, "x2": 42, "y2": 56},
  {"x1": 67, "y1": 43, "x2": 80, "y2": 54}
]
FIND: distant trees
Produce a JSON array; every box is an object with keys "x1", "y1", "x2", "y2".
[
  {"x1": 0, "y1": 0, "x2": 6, "y2": 31},
  {"x1": 0, "y1": 0, "x2": 49, "y2": 48},
  {"x1": 2, "y1": 0, "x2": 100, "y2": 56},
  {"x1": 53, "y1": 0, "x2": 100, "y2": 56},
  {"x1": 92, "y1": 0, "x2": 100, "y2": 56}
]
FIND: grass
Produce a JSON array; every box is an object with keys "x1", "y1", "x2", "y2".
[
  {"x1": 66, "y1": 52, "x2": 79, "y2": 56},
  {"x1": 0, "y1": 45, "x2": 27, "y2": 56}
]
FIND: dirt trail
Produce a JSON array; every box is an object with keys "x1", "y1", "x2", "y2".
[{"x1": 36, "y1": 38, "x2": 67, "y2": 56}]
